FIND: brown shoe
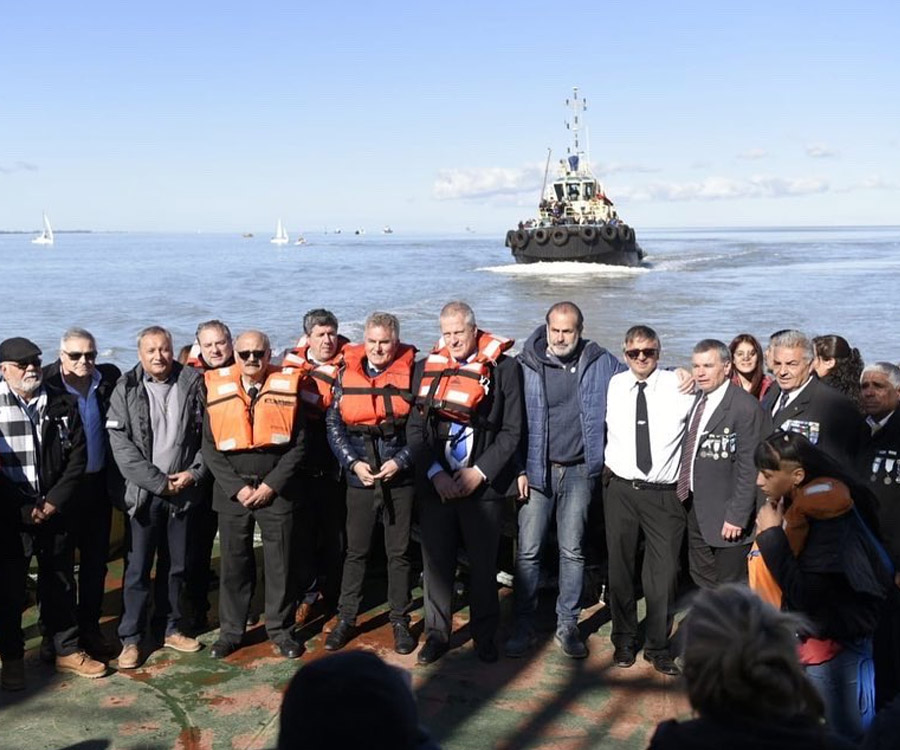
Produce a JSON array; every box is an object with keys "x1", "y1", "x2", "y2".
[
  {"x1": 56, "y1": 651, "x2": 107, "y2": 679},
  {"x1": 294, "y1": 601, "x2": 313, "y2": 627},
  {"x1": 163, "y1": 632, "x2": 202, "y2": 653},
  {"x1": 117, "y1": 644, "x2": 142, "y2": 670},
  {"x1": 1, "y1": 659, "x2": 25, "y2": 691}
]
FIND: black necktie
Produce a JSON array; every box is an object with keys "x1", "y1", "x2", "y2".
[
  {"x1": 248, "y1": 385, "x2": 260, "y2": 416},
  {"x1": 777, "y1": 390, "x2": 789, "y2": 413},
  {"x1": 635, "y1": 381, "x2": 652, "y2": 475}
]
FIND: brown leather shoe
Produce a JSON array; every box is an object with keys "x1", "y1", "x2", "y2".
[
  {"x1": 163, "y1": 632, "x2": 202, "y2": 653},
  {"x1": 117, "y1": 644, "x2": 142, "y2": 670},
  {"x1": 56, "y1": 651, "x2": 107, "y2": 678},
  {"x1": 1, "y1": 659, "x2": 25, "y2": 691},
  {"x1": 294, "y1": 600, "x2": 313, "y2": 627}
]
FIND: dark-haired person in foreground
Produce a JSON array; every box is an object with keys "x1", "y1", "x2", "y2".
[
  {"x1": 753, "y1": 431, "x2": 892, "y2": 742},
  {"x1": 647, "y1": 584, "x2": 857, "y2": 750}
]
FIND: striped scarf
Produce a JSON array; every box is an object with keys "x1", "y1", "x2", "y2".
[{"x1": 0, "y1": 379, "x2": 47, "y2": 496}]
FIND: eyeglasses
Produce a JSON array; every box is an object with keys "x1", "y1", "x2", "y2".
[
  {"x1": 64, "y1": 350, "x2": 98, "y2": 361},
  {"x1": 5, "y1": 357, "x2": 42, "y2": 370},
  {"x1": 237, "y1": 350, "x2": 267, "y2": 361},
  {"x1": 624, "y1": 348, "x2": 659, "y2": 360}
]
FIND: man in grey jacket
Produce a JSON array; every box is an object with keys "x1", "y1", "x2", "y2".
[{"x1": 107, "y1": 326, "x2": 207, "y2": 669}]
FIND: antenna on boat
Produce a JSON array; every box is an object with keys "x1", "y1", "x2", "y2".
[
  {"x1": 565, "y1": 87, "x2": 586, "y2": 161},
  {"x1": 540, "y1": 147, "x2": 552, "y2": 202}
]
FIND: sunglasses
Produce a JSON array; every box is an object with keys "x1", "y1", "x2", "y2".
[
  {"x1": 625, "y1": 348, "x2": 659, "y2": 360},
  {"x1": 6, "y1": 357, "x2": 42, "y2": 370},
  {"x1": 65, "y1": 350, "x2": 98, "y2": 361},
  {"x1": 237, "y1": 349, "x2": 268, "y2": 361}
]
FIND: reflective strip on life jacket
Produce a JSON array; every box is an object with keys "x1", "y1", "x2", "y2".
[
  {"x1": 338, "y1": 343, "x2": 416, "y2": 435},
  {"x1": 285, "y1": 336, "x2": 348, "y2": 416},
  {"x1": 205, "y1": 366, "x2": 302, "y2": 451}
]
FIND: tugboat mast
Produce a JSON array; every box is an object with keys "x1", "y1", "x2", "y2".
[{"x1": 565, "y1": 87, "x2": 588, "y2": 167}]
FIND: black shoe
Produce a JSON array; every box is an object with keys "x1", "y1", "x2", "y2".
[
  {"x1": 274, "y1": 636, "x2": 302, "y2": 659},
  {"x1": 416, "y1": 636, "x2": 449, "y2": 665},
  {"x1": 475, "y1": 640, "x2": 498, "y2": 663},
  {"x1": 612, "y1": 645, "x2": 636, "y2": 668},
  {"x1": 209, "y1": 640, "x2": 239, "y2": 659},
  {"x1": 643, "y1": 652, "x2": 680, "y2": 676},
  {"x1": 246, "y1": 613, "x2": 260, "y2": 627},
  {"x1": 324, "y1": 620, "x2": 354, "y2": 651},
  {"x1": 555, "y1": 627, "x2": 588, "y2": 659},
  {"x1": 392, "y1": 623, "x2": 417, "y2": 655}
]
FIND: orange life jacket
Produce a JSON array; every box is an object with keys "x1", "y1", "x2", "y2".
[
  {"x1": 415, "y1": 330, "x2": 513, "y2": 423},
  {"x1": 205, "y1": 366, "x2": 302, "y2": 451},
  {"x1": 283, "y1": 335, "x2": 350, "y2": 417},
  {"x1": 338, "y1": 343, "x2": 416, "y2": 434},
  {"x1": 185, "y1": 341, "x2": 205, "y2": 370}
]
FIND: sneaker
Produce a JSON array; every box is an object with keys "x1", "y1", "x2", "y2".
[
  {"x1": 1, "y1": 659, "x2": 25, "y2": 691},
  {"x1": 117, "y1": 644, "x2": 142, "y2": 670},
  {"x1": 555, "y1": 626, "x2": 588, "y2": 659},
  {"x1": 164, "y1": 632, "x2": 202, "y2": 653},
  {"x1": 504, "y1": 623, "x2": 537, "y2": 658},
  {"x1": 56, "y1": 651, "x2": 107, "y2": 678}
]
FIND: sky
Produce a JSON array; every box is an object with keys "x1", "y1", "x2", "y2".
[{"x1": 2, "y1": 0, "x2": 899, "y2": 233}]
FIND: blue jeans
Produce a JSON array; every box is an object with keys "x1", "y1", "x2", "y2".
[
  {"x1": 805, "y1": 638, "x2": 875, "y2": 743},
  {"x1": 514, "y1": 463, "x2": 594, "y2": 630}
]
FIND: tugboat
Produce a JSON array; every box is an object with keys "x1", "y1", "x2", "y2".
[{"x1": 505, "y1": 88, "x2": 643, "y2": 266}]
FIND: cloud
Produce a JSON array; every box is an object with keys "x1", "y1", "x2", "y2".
[
  {"x1": 433, "y1": 164, "x2": 544, "y2": 200},
  {"x1": 0, "y1": 161, "x2": 38, "y2": 174},
  {"x1": 834, "y1": 175, "x2": 900, "y2": 193},
  {"x1": 737, "y1": 148, "x2": 769, "y2": 160},
  {"x1": 617, "y1": 175, "x2": 830, "y2": 202},
  {"x1": 597, "y1": 162, "x2": 661, "y2": 175},
  {"x1": 805, "y1": 144, "x2": 837, "y2": 158}
]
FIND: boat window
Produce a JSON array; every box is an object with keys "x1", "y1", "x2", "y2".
[
  {"x1": 567, "y1": 183, "x2": 580, "y2": 200},
  {"x1": 583, "y1": 182, "x2": 595, "y2": 200},
  {"x1": 554, "y1": 184, "x2": 564, "y2": 200}
]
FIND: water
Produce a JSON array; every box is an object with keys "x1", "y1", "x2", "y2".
[{"x1": 2, "y1": 226, "x2": 898, "y2": 368}]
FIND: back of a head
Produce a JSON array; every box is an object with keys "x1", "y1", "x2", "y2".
[
  {"x1": 681, "y1": 584, "x2": 824, "y2": 723},
  {"x1": 278, "y1": 652, "x2": 421, "y2": 750}
]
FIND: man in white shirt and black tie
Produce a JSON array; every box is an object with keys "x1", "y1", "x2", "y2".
[{"x1": 603, "y1": 325, "x2": 694, "y2": 676}]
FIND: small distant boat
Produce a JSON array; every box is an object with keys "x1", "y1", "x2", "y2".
[
  {"x1": 294, "y1": 235, "x2": 308, "y2": 246},
  {"x1": 32, "y1": 212, "x2": 54, "y2": 246},
  {"x1": 242, "y1": 232, "x2": 254, "y2": 238},
  {"x1": 270, "y1": 219, "x2": 289, "y2": 245},
  {"x1": 333, "y1": 228, "x2": 342, "y2": 234},
  {"x1": 382, "y1": 226, "x2": 394, "y2": 234},
  {"x1": 355, "y1": 228, "x2": 366, "y2": 236}
]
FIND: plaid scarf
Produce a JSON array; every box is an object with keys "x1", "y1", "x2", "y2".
[{"x1": 0, "y1": 379, "x2": 47, "y2": 496}]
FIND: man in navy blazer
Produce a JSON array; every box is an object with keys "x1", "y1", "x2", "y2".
[{"x1": 677, "y1": 339, "x2": 771, "y2": 587}]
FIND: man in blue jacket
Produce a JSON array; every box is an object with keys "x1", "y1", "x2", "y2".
[{"x1": 506, "y1": 302, "x2": 626, "y2": 658}]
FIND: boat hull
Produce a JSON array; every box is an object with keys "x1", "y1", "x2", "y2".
[{"x1": 505, "y1": 225, "x2": 643, "y2": 266}]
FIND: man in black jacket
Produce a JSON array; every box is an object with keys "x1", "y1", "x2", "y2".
[
  {"x1": 43, "y1": 327, "x2": 121, "y2": 658},
  {"x1": 1, "y1": 336, "x2": 105, "y2": 690},
  {"x1": 407, "y1": 301, "x2": 524, "y2": 665}
]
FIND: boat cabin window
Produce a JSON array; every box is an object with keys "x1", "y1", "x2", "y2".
[
  {"x1": 554, "y1": 184, "x2": 564, "y2": 200},
  {"x1": 583, "y1": 182, "x2": 595, "y2": 200},
  {"x1": 566, "y1": 183, "x2": 580, "y2": 200}
]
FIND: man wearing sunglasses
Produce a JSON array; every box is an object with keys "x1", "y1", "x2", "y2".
[
  {"x1": 107, "y1": 326, "x2": 207, "y2": 669},
  {"x1": 1, "y1": 336, "x2": 106, "y2": 690},
  {"x1": 203, "y1": 330, "x2": 306, "y2": 660},
  {"x1": 40, "y1": 328, "x2": 121, "y2": 661},
  {"x1": 604, "y1": 325, "x2": 695, "y2": 676}
]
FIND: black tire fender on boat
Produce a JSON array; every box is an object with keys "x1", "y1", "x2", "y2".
[
  {"x1": 579, "y1": 225, "x2": 598, "y2": 244},
  {"x1": 600, "y1": 224, "x2": 617, "y2": 241},
  {"x1": 534, "y1": 227, "x2": 550, "y2": 245},
  {"x1": 617, "y1": 224, "x2": 635, "y2": 243},
  {"x1": 505, "y1": 230, "x2": 517, "y2": 248},
  {"x1": 513, "y1": 229, "x2": 530, "y2": 249},
  {"x1": 551, "y1": 227, "x2": 568, "y2": 246}
]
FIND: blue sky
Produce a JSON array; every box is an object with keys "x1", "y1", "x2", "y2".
[{"x1": 2, "y1": 0, "x2": 898, "y2": 232}]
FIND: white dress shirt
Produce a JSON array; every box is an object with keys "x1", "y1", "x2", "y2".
[
  {"x1": 605, "y1": 368, "x2": 695, "y2": 484},
  {"x1": 773, "y1": 376, "x2": 813, "y2": 415},
  {"x1": 688, "y1": 379, "x2": 730, "y2": 490}
]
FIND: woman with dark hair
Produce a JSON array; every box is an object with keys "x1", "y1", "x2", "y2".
[
  {"x1": 814, "y1": 334, "x2": 864, "y2": 404},
  {"x1": 729, "y1": 334, "x2": 773, "y2": 400},
  {"x1": 647, "y1": 584, "x2": 855, "y2": 750},
  {"x1": 751, "y1": 431, "x2": 892, "y2": 742}
]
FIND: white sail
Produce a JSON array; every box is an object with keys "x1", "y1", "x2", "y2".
[
  {"x1": 270, "y1": 219, "x2": 289, "y2": 245},
  {"x1": 31, "y1": 212, "x2": 54, "y2": 245}
]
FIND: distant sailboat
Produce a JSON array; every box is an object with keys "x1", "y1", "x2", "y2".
[
  {"x1": 270, "y1": 219, "x2": 289, "y2": 245},
  {"x1": 32, "y1": 212, "x2": 54, "y2": 246}
]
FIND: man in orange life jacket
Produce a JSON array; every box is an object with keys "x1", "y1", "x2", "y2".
[
  {"x1": 184, "y1": 319, "x2": 235, "y2": 633},
  {"x1": 202, "y1": 330, "x2": 307, "y2": 659},
  {"x1": 408, "y1": 301, "x2": 524, "y2": 664},
  {"x1": 322, "y1": 312, "x2": 418, "y2": 655},
  {"x1": 284, "y1": 309, "x2": 350, "y2": 625}
]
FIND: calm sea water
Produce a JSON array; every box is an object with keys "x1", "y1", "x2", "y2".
[{"x1": 3, "y1": 226, "x2": 898, "y2": 369}]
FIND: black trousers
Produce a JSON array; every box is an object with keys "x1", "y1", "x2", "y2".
[
  {"x1": 299, "y1": 473, "x2": 346, "y2": 609},
  {"x1": 419, "y1": 490, "x2": 504, "y2": 646},
  {"x1": 337, "y1": 483, "x2": 413, "y2": 624},
  {"x1": 0, "y1": 515, "x2": 79, "y2": 659},
  {"x1": 604, "y1": 479, "x2": 685, "y2": 655},
  {"x1": 217, "y1": 503, "x2": 302, "y2": 644},
  {"x1": 66, "y1": 471, "x2": 113, "y2": 633},
  {"x1": 185, "y1": 479, "x2": 218, "y2": 619},
  {"x1": 685, "y1": 502, "x2": 749, "y2": 588},
  {"x1": 118, "y1": 496, "x2": 189, "y2": 644}
]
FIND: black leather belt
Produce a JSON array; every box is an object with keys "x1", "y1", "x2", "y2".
[
  {"x1": 550, "y1": 460, "x2": 585, "y2": 468},
  {"x1": 610, "y1": 474, "x2": 676, "y2": 492}
]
